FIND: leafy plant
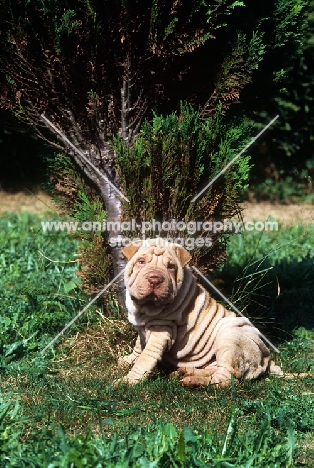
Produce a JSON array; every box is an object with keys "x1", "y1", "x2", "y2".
[{"x1": 114, "y1": 102, "x2": 252, "y2": 273}]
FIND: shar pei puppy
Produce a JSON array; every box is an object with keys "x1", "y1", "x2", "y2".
[{"x1": 118, "y1": 238, "x2": 282, "y2": 387}]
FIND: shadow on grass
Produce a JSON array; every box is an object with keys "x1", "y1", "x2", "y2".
[{"x1": 210, "y1": 256, "x2": 314, "y2": 342}]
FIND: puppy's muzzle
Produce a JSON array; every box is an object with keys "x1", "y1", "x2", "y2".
[
  {"x1": 147, "y1": 273, "x2": 164, "y2": 289},
  {"x1": 130, "y1": 267, "x2": 174, "y2": 306}
]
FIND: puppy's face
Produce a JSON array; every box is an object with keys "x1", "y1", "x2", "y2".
[{"x1": 123, "y1": 240, "x2": 191, "y2": 309}]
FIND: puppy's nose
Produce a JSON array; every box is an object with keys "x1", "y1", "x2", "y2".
[{"x1": 147, "y1": 274, "x2": 164, "y2": 287}]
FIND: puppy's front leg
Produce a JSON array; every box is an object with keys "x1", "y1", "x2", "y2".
[
  {"x1": 123, "y1": 331, "x2": 170, "y2": 384},
  {"x1": 118, "y1": 334, "x2": 143, "y2": 368}
]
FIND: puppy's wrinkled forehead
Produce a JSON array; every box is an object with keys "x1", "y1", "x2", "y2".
[
  {"x1": 122, "y1": 239, "x2": 191, "y2": 269},
  {"x1": 136, "y1": 246, "x2": 175, "y2": 267}
]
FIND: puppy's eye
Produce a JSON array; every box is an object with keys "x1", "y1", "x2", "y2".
[
  {"x1": 167, "y1": 263, "x2": 176, "y2": 270},
  {"x1": 137, "y1": 258, "x2": 146, "y2": 265}
]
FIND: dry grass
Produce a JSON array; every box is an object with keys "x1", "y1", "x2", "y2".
[
  {"x1": 1, "y1": 187, "x2": 314, "y2": 226},
  {"x1": 0, "y1": 187, "x2": 59, "y2": 214},
  {"x1": 240, "y1": 201, "x2": 314, "y2": 225},
  {"x1": 56, "y1": 315, "x2": 137, "y2": 373}
]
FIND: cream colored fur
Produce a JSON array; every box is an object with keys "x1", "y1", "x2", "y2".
[{"x1": 119, "y1": 239, "x2": 282, "y2": 387}]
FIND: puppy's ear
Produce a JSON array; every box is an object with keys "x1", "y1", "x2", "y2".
[
  {"x1": 175, "y1": 246, "x2": 191, "y2": 267},
  {"x1": 122, "y1": 242, "x2": 141, "y2": 260}
]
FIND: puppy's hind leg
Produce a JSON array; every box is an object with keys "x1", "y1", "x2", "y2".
[
  {"x1": 209, "y1": 324, "x2": 272, "y2": 386},
  {"x1": 173, "y1": 366, "x2": 219, "y2": 387}
]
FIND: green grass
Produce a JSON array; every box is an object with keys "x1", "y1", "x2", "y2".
[
  {"x1": 0, "y1": 212, "x2": 95, "y2": 365},
  {"x1": 0, "y1": 212, "x2": 313, "y2": 467},
  {"x1": 215, "y1": 221, "x2": 314, "y2": 337}
]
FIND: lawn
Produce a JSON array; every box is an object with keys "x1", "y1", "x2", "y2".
[{"x1": 0, "y1": 211, "x2": 313, "y2": 467}]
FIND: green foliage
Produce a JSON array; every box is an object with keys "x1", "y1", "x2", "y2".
[
  {"x1": 222, "y1": 222, "x2": 314, "y2": 268},
  {"x1": 47, "y1": 153, "x2": 112, "y2": 295},
  {"x1": 216, "y1": 222, "x2": 314, "y2": 333},
  {"x1": 247, "y1": 0, "x2": 314, "y2": 203},
  {"x1": 0, "y1": 394, "x2": 26, "y2": 459},
  {"x1": 0, "y1": 0, "x2": 249, "y2": 121},
  {"x1": 114, "y1": 103, "x2": 251, "y2": 272},
  {"x1": 250, "y1": 171, "x2": 314, "y2": 203},
  {"x1": 115, "y1": 103, "x2": 251, "y2": 215},
  {"x1": 282, "y1": 327, "x2": 314, "y2": 374},
  {"x1": 0, "y1": 393, "x2": 296, "y2": 467},
  {"x1": 204, "y1": 29, "x2": 267, "y2": 114},
  {"x1": 0, "y1": 0, "x2": 306, "y2": 134},
  {"x1": 273, "y1": 0, "x2": 305, "y2": 49},
  {"x1": 0, "y1": 212, "x2": 89, "y2": 364},
  {"x1": 248, "y1": 139, "x2": 314, "y2": 203}
]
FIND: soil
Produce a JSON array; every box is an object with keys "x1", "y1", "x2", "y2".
[{"x1": 0, "y1": 187, "x2": 313, "y2": 224}]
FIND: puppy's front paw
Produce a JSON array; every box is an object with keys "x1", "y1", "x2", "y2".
[
  {"x1": 115, "y1": 372, "x2": 141, "y2": 386},
  {"x1": 123, "y1": 373, "x2": 140, "y2": 385},
  {"x1": 118, "y1": 356, "x2": 132, "y2": 368}
]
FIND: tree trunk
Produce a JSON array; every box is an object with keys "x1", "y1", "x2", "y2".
[
  {"x1": 100, "y1": 184, "x2": 127, "y2": 312},
  {"x1": 88, "y1": 143, "x2": 127, "y2": 311}
]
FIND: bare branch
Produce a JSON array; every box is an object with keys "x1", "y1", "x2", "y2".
[
  {"x1": 130, "y1": 100, "x2": 148, "y2": 143},
  {"x1": 121, "y1": 77, "x2": 129, "y2": 142}
]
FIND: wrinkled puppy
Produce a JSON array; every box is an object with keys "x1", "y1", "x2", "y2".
[{"x1": 119, "y1": 239, "x2": 282, "y2": 387}]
